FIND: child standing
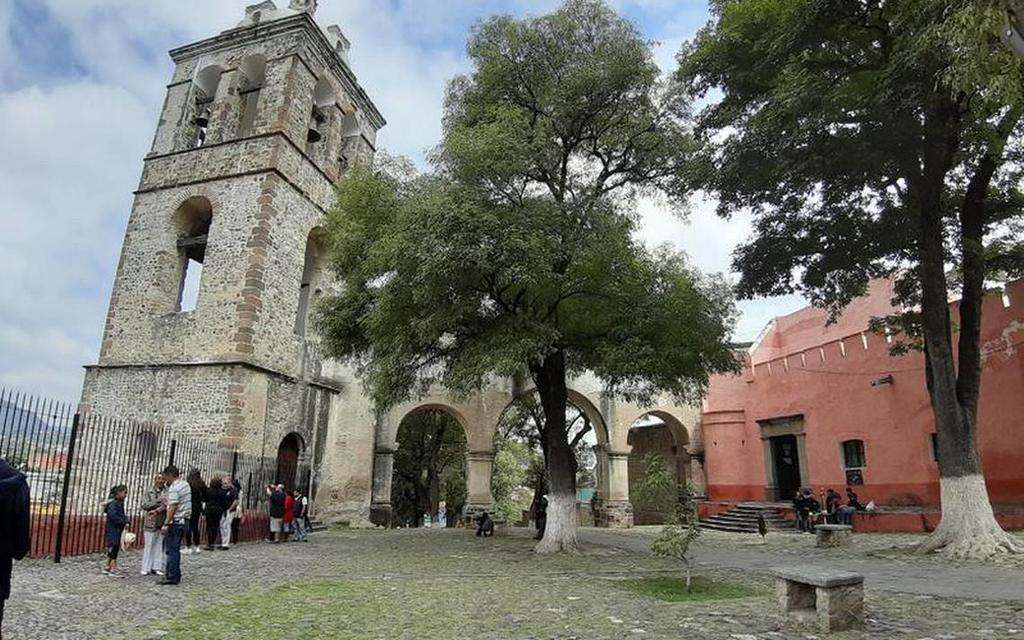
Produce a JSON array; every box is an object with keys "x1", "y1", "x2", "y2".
[{"x1": 104, "y1": 484, "x2": 128, "y2": 577}]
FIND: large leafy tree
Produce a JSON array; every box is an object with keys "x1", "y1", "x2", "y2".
[
  {"x1": 679, "y1": 0, "x2": 1024, "y2": 558},
  {"x1": 319, "y1": 0, "x2": 737, "y2": 553}
]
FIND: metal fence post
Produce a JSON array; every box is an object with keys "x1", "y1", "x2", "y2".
[
  {"x1": 168, "y1": 438, "x2": 177, "y2": 467},
  {"x1": 53, "y1": 413, "x2": 80, "y2": 563}
]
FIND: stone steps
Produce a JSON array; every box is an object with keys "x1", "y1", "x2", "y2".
[
  {"x1": 309, "y1": 519, "x2": 328, "y2": 532},
  {"x1": 700, "y1": 503, "x2": 791, "y2": 534}
]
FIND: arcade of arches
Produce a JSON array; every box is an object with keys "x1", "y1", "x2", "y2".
[{"x1": 365, "y1": 378, "x2": 704, "y2": 528}]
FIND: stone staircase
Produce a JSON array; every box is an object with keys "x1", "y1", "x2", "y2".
[
  {"x1": 309, "y1": 519, "x2": 329, "y2": 532},
  {"x1": 699, "y1": 503, "x2": 790, "y2": 533}
]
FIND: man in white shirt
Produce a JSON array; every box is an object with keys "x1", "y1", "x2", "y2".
[{"x1": 159, "y1": 465, "x2": 191, "y2": 585}]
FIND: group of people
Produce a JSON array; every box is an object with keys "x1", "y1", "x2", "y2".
[
  {"x1": 100, "y1": 465, "x2": 191, "y2": 584},
  {"x1": 793, "y1": 486, "x2": 867, "y2": 532},
  {"x1": 100, "y1": 466, "x2": 311, "y2": 583},
  {"x1": 266, "y1": 483, "x2": 310, "y2": 542}
]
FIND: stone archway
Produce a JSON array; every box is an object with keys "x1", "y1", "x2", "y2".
[
  {"x1": 370, "y1": 401, "x2": 480, "y2": 526},
  {"x1": 276, "y1": 432, "x2": 305, "y2": 491},
  {"x1": 627, "y1": 411, "x2": 692, "y2": 524},
  {"x1": 388, "y1": 406, "x2": 468, "y2": 527},
  {"x1": 491, "y1": 386, "x2": 635, "y2": 528}
]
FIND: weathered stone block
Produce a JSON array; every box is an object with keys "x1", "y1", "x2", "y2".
[
  {"x1": 772, "y1": 567, "x2": 864, "y2": 633},
  {"x1": 816, "y1": 524, "x2": 853, "y2": 547}
]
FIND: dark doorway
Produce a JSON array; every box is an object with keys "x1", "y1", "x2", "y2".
[
  {"x1": 770, "y1": 434, "x2": 801, "y2": 500},
  {"x1": 276, "y1": 433, "x2": 301, "y2": 491}
]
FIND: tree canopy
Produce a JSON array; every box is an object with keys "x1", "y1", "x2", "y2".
[
  {"x1": 678, "y1": 0, "x2": 1024, "y2": 558},
  {"x1": 318, "y1": 0, "x2": 738, "y2": 553}
]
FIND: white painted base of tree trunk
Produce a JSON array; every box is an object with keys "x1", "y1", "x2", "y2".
[
  {"x1": 919, "y1": 475, "x2": 1024, "y2": 559},
  {"x1": 534, "y1": 492, "x2": 578, "y2": 554}
]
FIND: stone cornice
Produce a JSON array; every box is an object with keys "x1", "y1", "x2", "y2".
[{"x1": 84, "y1": 359, "x2": 343, "y2": 393}]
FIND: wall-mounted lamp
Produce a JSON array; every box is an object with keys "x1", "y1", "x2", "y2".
[{"x1": 870, "y1": 374, "x2": 894, "y2": 387}]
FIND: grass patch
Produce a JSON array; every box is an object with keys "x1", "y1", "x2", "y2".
[{"x1": 617, "y1": 575, "x2": 762, "y2": 602}]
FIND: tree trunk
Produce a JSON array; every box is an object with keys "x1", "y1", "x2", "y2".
[
  {"x1": 531, "y1": 350, "x2": 578, "y2": 554},
  {"x1": 913, "y1": 162, "x2": 1023, "y2": 559}
]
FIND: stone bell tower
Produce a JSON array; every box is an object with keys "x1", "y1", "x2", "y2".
[{"x1": 80, "y1": 2, "x2": 385, "y2": 521}]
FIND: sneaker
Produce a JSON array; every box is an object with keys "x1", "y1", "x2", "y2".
[
  {"x1": 157, "y1": 579, "x2": 180, "y2": 586},
  {"x1": 218, "y1": 546, "x2": 229, "y2": 550},
  {"x1": 155, "y1": 570, "x2": 164, "y2": 576},
  {"x1": 107, "y1": 570, "x2": 126, "y2": 579},
  {"x1": 141, "y1": 571, "x2": 150, "y2": 576},
  {"x1": 102, "y1": 568, "x2": 111, "y2": 576},
  {"x1": 193, "y1": 546, "x2": 201, "y2": 554}
]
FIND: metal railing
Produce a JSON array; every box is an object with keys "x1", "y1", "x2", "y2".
[{"x1": 0, "y1": 388, "x2": 309, "y2": 561}]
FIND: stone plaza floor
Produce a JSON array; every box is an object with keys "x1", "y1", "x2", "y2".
[{"x1": 6, "y1": 527, "x2": 1024, "y2": 639}]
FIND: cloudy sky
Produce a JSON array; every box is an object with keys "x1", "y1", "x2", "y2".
[{"x1": 0, "y1": 0, "x2": 804, "y2": 403}]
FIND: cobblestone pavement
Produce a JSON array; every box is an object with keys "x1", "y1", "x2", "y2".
[
  {"x1": 585, "y1": 527, "x2": 1024, "y2": 601},
  {"x1": 6, "y1": 528, "x2": 1024, "y2": 639}
]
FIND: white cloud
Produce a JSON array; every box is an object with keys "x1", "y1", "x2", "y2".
[
  {"x1": 0, "y1": 80, "x2": 152, "y2": 401},
  {"x1": 0, "y1": 0, "x2": 805, "y2": 403}
]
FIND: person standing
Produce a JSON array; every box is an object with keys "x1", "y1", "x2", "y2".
[
  {"x1": 140, "y1": 474, "x2": 167, "y2": 576},
  {"x1": 292, "y1": 489, "x2": 309, "y2": 542},
  {"x1": 219, "y1": 476, "x2": 239, "y2": 550},
  {"x1": 203, "y1": 476, "x2": 226, "y2": 551},
  {"x1": 0, "y1": 458, "x2": 30, "y2": 637},
  {"x1": 230, "y1": 478, "x2": 243, "y2": 545},
  {"x1": 266, "y1": 484, "x2": 286, "y2": 543},
  {"x1": 793, "y1": 490, "x2": 808, "y2": 532},
  {"x1": 185, "y1": 469, "x2": 205, "y2": 555},
  {"x1": 159, "y1": 465, "x2": 191, "y2": 586},
  {"x1": 436, "y1": 501, "x2": 447, "y2": 529},
  {"x1": 282, "y1": 490, "x2": 295, "y2": 542},
  {"x1": 103, "y1": 484, "x2": 128, "y2": 577},
  {"x1": 532, "y1": 497, "x2": 547, "y2": 541}
]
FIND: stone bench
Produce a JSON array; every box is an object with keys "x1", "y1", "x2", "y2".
[
  {"x1": 815, "y1": 523, "x2": 853, "y2": 547},
  {"x1": 772, "y1": 566, "x2": 864, "y2": 633}
]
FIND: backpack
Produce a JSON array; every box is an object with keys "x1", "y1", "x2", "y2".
[{"x1": 293, "y1": 496, "x2": 305, "y2": 518}]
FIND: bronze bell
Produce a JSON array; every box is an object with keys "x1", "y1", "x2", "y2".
[
  {"x1": 193, "y1": 108, "x2": 211, "y2": 128},
  {"x1": 307, "y1": 106, "x2": 326, "y2": 143}
]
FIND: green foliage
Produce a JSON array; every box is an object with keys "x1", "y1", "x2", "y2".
[
  {"x1": 317, "y1": 0, "x2": 738, "y2": 414},
  {"x1": 633, "y1": 452, "x2": 677, "y2": 517},
  {"x1": 390, "y1": 411, "x2": 466, "y2": 527},
  {"x1": 319, "y1": 2, "x2": 738, "y2": 549},
  {"x1": 491, "y1": 439, "x2": 539, "y2": 524},
  {"x1": 649, "y1": 483, "x2": 702, "y2": 589},
  {"x1": 616, "y1": 576, "x2": 761, "y2": 602},
  {"x1": 678, "y1": 0, "x2": 1024, "y2": 315}
]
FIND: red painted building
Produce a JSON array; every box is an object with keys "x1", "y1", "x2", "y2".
[{"x1": 701, "y1": 279, "x2": 1024, "y2": 512}]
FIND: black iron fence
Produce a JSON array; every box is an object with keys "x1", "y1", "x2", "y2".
[{"x1": 0, "y1": 388, "x2": 309, "y2": 561}]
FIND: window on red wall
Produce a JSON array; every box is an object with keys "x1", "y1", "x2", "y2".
[{"x1": 841, "y1": 439, "x2": 866, "y2": 469}]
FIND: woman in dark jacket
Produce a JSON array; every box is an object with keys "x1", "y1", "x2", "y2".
[
  {"x1": 186, "y1": 469, "x2": 205, "y2": 554},
  {"x1": 203, "y1": 475, "x2": 227, "y2": 550},
  {"x1": 104, "y1": 484, "x2": 128, "y2": 577},
  {"x1": 0, "y1": 458, "x2": 31, "y2": 632}
]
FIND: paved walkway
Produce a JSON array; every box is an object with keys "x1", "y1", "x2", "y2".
[
  {"x1": 6, "y1": 528, "x2": 1024, "y2": 639},
  {"x1": 579, "y1": 527, "x2": 1024, "y2": 601}
]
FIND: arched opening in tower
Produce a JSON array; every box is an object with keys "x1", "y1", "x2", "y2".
[{"x1": 174, "y1": 196, "x2": 213, "y2": 313}]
